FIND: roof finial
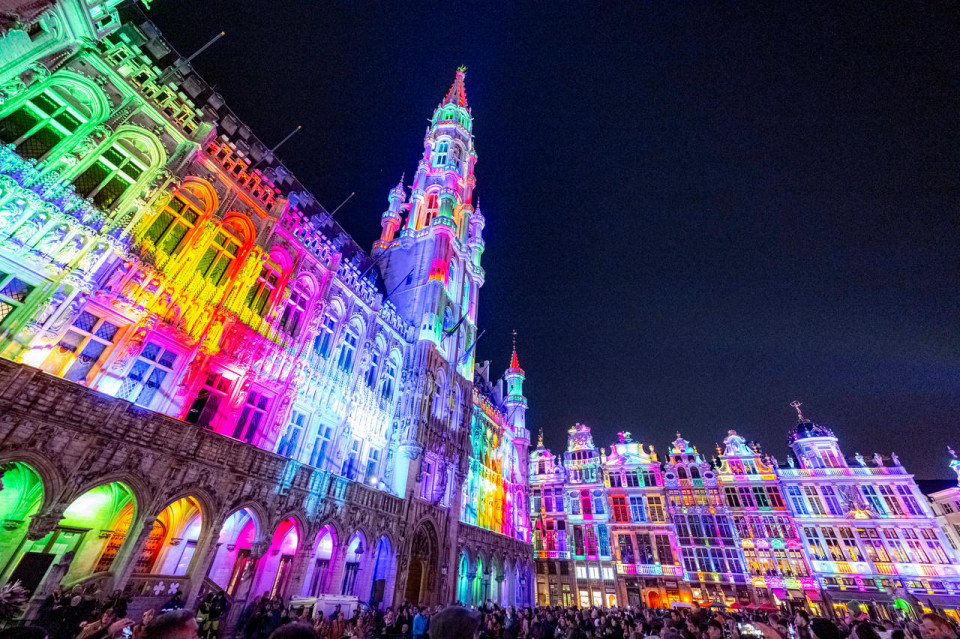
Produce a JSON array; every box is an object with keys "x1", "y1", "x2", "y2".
[
  {"x1": 790, "y1": 400, "x2": 804, "y2": 421},
  {"x1": 512, "y1": 329, "x2": 517, "y2": 351},
  {"x1": 538, "y1": 428, "x2": 544, "y2": 447}
]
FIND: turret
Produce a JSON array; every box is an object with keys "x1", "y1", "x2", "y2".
[
  {"x1": 786, "y1": 401, "x2": 846, "y2": 469},
  {"x1": 378, "y1": 175, "x2": 406, "y2": 243}
]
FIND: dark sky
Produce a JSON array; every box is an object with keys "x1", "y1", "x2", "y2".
[{"x1": 145, "y1": 1, "x2": 960, "y2": 479}]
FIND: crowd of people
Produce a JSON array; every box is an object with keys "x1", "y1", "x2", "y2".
[{"x1": 2, "y1": 592, "x2": 959, "y2": 639}]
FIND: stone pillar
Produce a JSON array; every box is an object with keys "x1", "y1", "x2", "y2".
[
  {"x1": 284, "y1": 545, "x2": 315, "y2": 599},
  {"x1": 465, "y1": 571, "x2": 477, "y2": 607},
  {"x1": 441, "y1": 467, "x2": 467, "y2": 603},
  {"x1": 109, "y1": 510, "x2": 158, "y2": 593},
  {"x1": 181, "y1": 517, "x2": 226, "y2": 608},
  {"x1": 324, "y1": 539, "x2": 351, "y2": 598}
]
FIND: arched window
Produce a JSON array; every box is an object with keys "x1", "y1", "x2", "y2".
[
  {"x1": 0, "y1": 84, "x2": 93, "y2": 161},
  {"x1": 72, "y1": 136, "x2": 151, "y2": 210},
  {"x1": 143, "y1": 190, "x2": 204, "y2": 255},
  {"x1": 336, "y1": 329, "x2": 358, "y2": 373},
  {"x1": 423, "y1": 193, "x2": 439, "y2": 228},
  {"x1": 690, "y1": 467, "x2": 701, "y2": 479},
  {"x1": 364, "y1": 350, "x2": 380, "y2": 388},
  {"x1": 245, "y1": 262, "x2": 281, "y2": 317},
  {"x1": 434, "y1": 141, "x2": 449, "y2": 167},
  {"x1": 313, "y1": 315, "x2": 336, "y2": 359},
  {"x1": 380, "y1": 355, "x2": 398, "y2": 401},
  {"x1": 280, "y1": 280, "x2": 309, "y2": 335},
  {"x1": 677, "y1": 466, "x2": 688, "y2": 480},
  {"x1": 196, "y1": 221, "x2": 244, "y2": 286}
]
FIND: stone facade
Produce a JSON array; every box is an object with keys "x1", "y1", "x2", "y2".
[{"x1": 0, "y1": 0, "x2": 532, "y2": 619}]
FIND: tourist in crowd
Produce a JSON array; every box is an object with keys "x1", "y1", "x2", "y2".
[{"x1": 7, "y1": 593, "x2": 960, "y2": 639}]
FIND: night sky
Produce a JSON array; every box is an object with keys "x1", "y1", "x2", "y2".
[{"x1": 145, "y1": 2, "x2": 960, "y2": 479}]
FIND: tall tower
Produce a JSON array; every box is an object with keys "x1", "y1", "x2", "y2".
[{"x1": 374, "y1": 67, "x2": 483, "y2": 376}]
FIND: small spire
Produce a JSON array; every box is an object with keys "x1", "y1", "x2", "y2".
[
  {"x1": 442, "y1": 67, "x2": 469, "y2": 108},
  {"x1": 508, "y1": 329, "x2": 523, "y2": 373},
  {"x1": 538, "y1": 428, "x2": 544, "y2": 448}
]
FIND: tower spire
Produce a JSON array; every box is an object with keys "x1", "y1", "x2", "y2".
[
  {"x1": 442, "y1": 66, "x2": 469, "y2": 108},
  {"x1": 508, "y1": 329, "x2": 523, "y2": 373}
]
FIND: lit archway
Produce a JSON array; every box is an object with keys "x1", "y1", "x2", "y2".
[
  {"x1": 340, "y1": 532, "x2": 365, "y2": 597},
  {"x1": 304, "y1": 525, "x2": 337, "y2": 597},
  {"x1": 207, "y1": 508, "x2": 259, "y2": 596},
  {"x1": 252, "y1": 518, "x2": 300, "y2": 599},
  {"x1": 6, "y1": 481, "x2": 135, "y2": 595}
]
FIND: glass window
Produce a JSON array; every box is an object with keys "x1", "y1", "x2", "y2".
[
  {"x1": 0, "y1": 86, "x2": 89, "y2": 161},
  {"x1": 310, "y1": 425, "x2": 333, "y2": 468},
  {"x1": 143, "y1": 193, "x2": 201, "y2": 255},
  {"x1": 196, "y1": 227, "x2": 242, "y2": 286},
  {"x1": 314, "y1": 316, "x2": 336, "y2": 359},
  {"x1": 185, "y1": 372, "x2": 232, "y2": 429},
  {"x1": 281, "y1": 283, "x2": 308, "y2": 336},
  {"x1": 365, "y1": 351, "x2": 380, "y2": 388},
  {"x1": 233, "y1": 390, "x2": 270, "y2": 444},
  {"x1": 380, "y1": 359, "x2": 397, "y2": 400},
  {"x1": 336, "y1": 331, "x2": 358, "y2": 373},
  {"x1": 365, "y1": 448, "x2": 380, "y2": 483},
  {"x1": 277, "y1": 410, "x2": 306, "y2": 458},
  {"x1": 434, "y1": 141, "x2": 449, "y2": 166},
  {"x1": 0, "y1": 271, "x2": 35, "y2": 326},
  {"x1": 73, "y1": 139, "x2": 148, "y2": 210},
  {"x1": 53, "y1": 309, "x2": 120, "y2": 383},
  {"x1": 245, "y1": 265, "x2": 280, "y2": 317},
  {"x1": 118, "y1": 341, "x2": 177, "y2": 408}
]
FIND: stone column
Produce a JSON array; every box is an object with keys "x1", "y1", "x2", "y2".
[
  {"x1": 465, "y1": 571, "x2": 477, "y2": 607},
  {"x1": 283, "y1": 545, "x2": 315, "y2": 599},
  {"x1": 440, "y1": 467, "x2": 467, "y2": 603},
  {"x1": 109, "y1": 510, "x2": 158, "y2": 593},
  {"x1": 181, "y1": 517, "x2": 226, "y2": 608}
]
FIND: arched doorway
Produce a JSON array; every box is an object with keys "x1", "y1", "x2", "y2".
[
  {"x1": 403, "y1": 522, "x2": 438, "y2": 606},
  {"x1": 456, "y1": 552, "x2": 470, "y2": 605},
  {"x1": 647, "y1": 590, "x2": 662, "y2": 608},
  {"x1": 340, "y1": 532, "x2": 365, "y2": 597},
  {"x1": 369, "y1": 536, "x2": 392, "y2": 609},
  {"x1": 304, "y1": 526, "x2": 337, "y2": 597},
  {"x1": 471, "y1": 555, "x2": 484, "y2": 606},
  {"x1": 0, "y1": 462, "x2": 45, "y2": 582},
  {"x1": 404, "y1": 558, "x2": 423, "y2": 605},
  {"x1": 207, "y1": 508, "x2": 258, "y2": 597},
  {"x1": 254, "y1": 518, "x2": 300, "y2": 599},
  {"x1": 5, "y1": 481, "x2": 135, "y2": 595},
  {"x1": 134, "y1": 496, "x2": 203, "y2": 576}
]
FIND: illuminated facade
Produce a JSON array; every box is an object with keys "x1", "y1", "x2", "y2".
[
  {"x1": 0, "y1": 0, "x2": 531, "y2": 621},
  {"x1": 715, "y1": 430, "x2": 814, "y2": 608},
  {"x1": 530, "y1": 411, "x2": 960, "y2": 618},
  {"x1": 780, "y1": 406, "x2": 960, "y2": 618},
  {"x1": 927, "y1": 451, "x2": 960, "y2": 567},
  {"x1": 530, "y1": 430, "x2": 575, "y2": 607},
  {"x1": 604, "y1": 432, "x2": 680, "y2": 609},
  {"x1": 663, "y1": 433, "x2": 749, "y2": 607}
]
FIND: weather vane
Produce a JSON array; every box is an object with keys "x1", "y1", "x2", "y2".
[{"x1": 790, "y1": 400, "x2": 804, "y2": 420}]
